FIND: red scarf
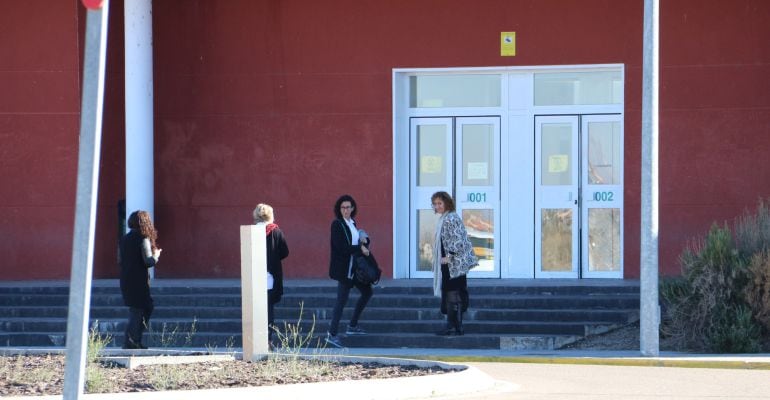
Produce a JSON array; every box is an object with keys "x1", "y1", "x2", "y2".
[{"x1": 265, "y1": 223, "x2": 278, "y2": 236}]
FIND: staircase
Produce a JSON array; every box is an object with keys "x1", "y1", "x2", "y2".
[{"x1": 0, "y1": 279, "x2": 639, "y2": 350}]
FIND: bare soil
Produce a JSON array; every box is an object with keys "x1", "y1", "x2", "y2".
[
  {"x1": 562, "y1": 321, "x2": 679, "y2": 351},
  {"x1": 0, "y1": 354, "x2": 448, "y2": 397}
]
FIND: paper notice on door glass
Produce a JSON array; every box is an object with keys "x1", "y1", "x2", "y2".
[
  {"x1": 467, "y1": 162, "x2": 488, "y2": 180},
  {"x1": 420, "y1": 156, "x2": 443, "y2": 174},
  {"x1": 548, "y1": 155, "x2": 569, "y2": 173}
]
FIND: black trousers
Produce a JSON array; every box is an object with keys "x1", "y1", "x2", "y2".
[
  {"x1": 125, "y1": 305, "x2": 153, "y2": 346},
  {"x1": 329, "y1": 279, "x2": 373, "y2": 336},
  {"x1": 268, "y1": 289, "x2": 278, "y2": 338}
]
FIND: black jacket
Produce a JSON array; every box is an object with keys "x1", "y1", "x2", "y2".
[
  {"x1": 328, "y1": 218, "x2": 368, "y2": 282},
  {"x1": 266, "y1": 226, "x2": 289, "y2": 301},
  {"x1": 119, "y1": 229, "x2": 155, "y2": 309}
]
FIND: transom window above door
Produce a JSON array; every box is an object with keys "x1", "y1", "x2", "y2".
[{"x1": 409, "y1": 74, "x2": 501, "y2": 108}]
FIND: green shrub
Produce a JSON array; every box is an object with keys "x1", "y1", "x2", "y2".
[
  {"x1": 744, "y1": 250, "x2": 770, "y2": 333},
  {"x1": 735, "y1": 200, "x2": 770, "y2": 335},
  {"x1": 706, "y1": 304, "x2": 761, "y2": 353},
  {"x1": 661, "y1": 221, "x2": 762, "y2": 352}
]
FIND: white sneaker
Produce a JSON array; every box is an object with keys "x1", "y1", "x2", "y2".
[
  {"x1": 325, "y1": 333, "x2": 344, "y2": 348},
  {"x1": 345, "y1": 325, "x2": 367, "y2": 335}
]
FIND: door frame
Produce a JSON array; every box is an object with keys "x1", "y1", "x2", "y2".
[
  {"x1": 534, "y1": 114, "x2": 624, "y2": 279},
  {"x1": 392, "y1": 64, "x2": 625, "y2": 279},
  {"x1": 408, "y1": 116, "x2": 501, "y2": 278},
  {"x1": 580, "y1": 114, "x2": 624, "y2": 278},
  {"x1": 534, "y1": 115, "x2": 580, "y2": 278}
]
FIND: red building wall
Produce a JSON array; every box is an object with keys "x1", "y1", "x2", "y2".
[{"x1": 1, "y1": 0, "x2": 769, "y2": 280}]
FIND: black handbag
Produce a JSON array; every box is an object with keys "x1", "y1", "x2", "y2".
[{"x1": 354, "y1": 252, "x2": 381, "y2": 285}]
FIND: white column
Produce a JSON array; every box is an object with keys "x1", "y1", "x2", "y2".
[
  {"x1": 124, "y1": 0, "x2": 154, "y2": 223},
  {"x1": 640, "y1": 0, "x2": 660, "y2": 357},
  {"x1": 240, "y1": 224, "x2": 269, "y2": 361},
  {"x1": 125, "y1": 0, "x2": 155, "y2": 277}
]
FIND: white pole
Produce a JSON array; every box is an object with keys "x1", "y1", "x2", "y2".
[
  {"x1": 240, "y1": 224, "x2": 269, "y2": 361},
  {"x1": 640, "y1": 0, "x2": 660, "y2": 357},
  {"x1": 125, "y1": 0, "x2": 155, "y2": 276},
  {"x1": 63, "y1": 1, "x2": 110, "y2": 398}
]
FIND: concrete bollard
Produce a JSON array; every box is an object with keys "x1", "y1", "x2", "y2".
[{"x1": 240, "y1": 224, "x2": 268, "y2": 361}]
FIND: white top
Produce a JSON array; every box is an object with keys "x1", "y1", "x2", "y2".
[
  {"x1": 345, "y1": 218, "x2": 360, "y2": 279},
  {"x1": 345, "y1": 218, "x2": 360, "y2": 245}
]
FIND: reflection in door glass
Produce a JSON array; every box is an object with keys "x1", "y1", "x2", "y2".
[
  {"x1": 588, "y1": 208, "x2": 621, "y2": 271},
  {"x1": 541, "y1": 209, "x2": 572, "y2": 271},
  {"x1": 462, "y1": 124, "x2": 494, "y2": 186},
  {"x1": 588, "y1": 121, "x2": 621, "y2": 185},
  {"x1": 416, "y1": 209, "x2": 439, "y2": 272},
  {"x1": 541, "y1": 123, "x2": 572, "y2": 185},
  {"x1": 417, "y1": 124, "x2": 447, "y2": 187},
  {"x1": 462, "y1": 209, "x2": 494, "y2": 272}
]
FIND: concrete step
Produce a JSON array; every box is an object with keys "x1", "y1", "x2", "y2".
[
  {"x1": 0, "y1": 306, "x2": 638, "y2": 325},
  {"x1": 0, "y1": 293, "x2": 640, "y2": 310},
  {"x1": 0, "y1": 283, "x2": 640, "y2": 296},
  {"x1": 0, "y1": 279, "x2": 640, "y2": 350}
]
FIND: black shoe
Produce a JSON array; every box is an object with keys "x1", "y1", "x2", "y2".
[
  {"x1": 122, "y1": 340, "x2": 147, "y2": 349},
  {"x1": 435, "y1": 327, "x2": 456, "y2": 336}
]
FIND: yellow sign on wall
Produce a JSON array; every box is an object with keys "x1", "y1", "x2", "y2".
[{"x1": 500, "y1": 32, "x2": 516, "y2": 56}]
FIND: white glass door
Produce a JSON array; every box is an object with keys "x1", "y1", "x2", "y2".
[
  {"x1": 410, "y1": 118, "x2": 452, "y2": 278},
  {"x1": 409, "y1": 117, "x2": 500, "y2": 278},
  {"x1": 456, "y1": 117, "x2": 500, "y2": 278},
  {"x1": 535, "y1": 116, "x2": 579, "y2": 278},
  {"x1": 581, "y1": 115, "x2": 623, "y2": 278}
]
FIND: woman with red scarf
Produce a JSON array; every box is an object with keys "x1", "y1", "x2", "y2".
[{"x1": 253, "y1": 203, "x2": 290, "y2": 346}]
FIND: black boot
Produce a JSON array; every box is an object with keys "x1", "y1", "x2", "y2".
[
  {"x1": 436, "y1": 307, "x2": 456, "y2": 336},
  {"x1": 436, "y1": 291, "x2": 459, "y2": 336},
  {"x1": 436, "y1": 320, "x2": 454, "y2": 336},
  {"x1": 454, "y1": 305, "x2": 464, "y2": 336},
  {"x1": 437, "y1": 291, "x2": 461, "y2": 336}
]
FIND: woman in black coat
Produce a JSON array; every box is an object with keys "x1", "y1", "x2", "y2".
[
  {"x1": 252, "y1": 203, "x2": 289, "y2": 345},
  {"x1": 325, "y1": 194, "x2": 372, "y2": 348},
  {"x1": 119, "y1": 210, "x2": 161, "y2": 349}
]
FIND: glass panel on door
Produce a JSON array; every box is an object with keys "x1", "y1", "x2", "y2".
[
  {"x1": 535, "y1": 116, "x2": 579, "y2": 278},
  {"x1": 582, "y1": 115, "x2": 623, "y2": 278},
  {"x1": 456, "y1": 117, "x2": 500, "y2": 277},
  {"x1": 410, "y1": 118, "x2": 452, "y2": 277},
  {"x1": 416, "y1": 209, "x2": 439, "y2": 272},
  {"x1": 541, "y1": 209, "x2": 573, "y2": 271}
]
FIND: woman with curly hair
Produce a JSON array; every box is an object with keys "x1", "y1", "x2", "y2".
[
  {"x1": 325, "y1": 194, "x2": 372, "y2": 348},
  {"x1": 119, "y1": 210, "x2": 161, "y2": 349},
  {"x1": 431, "y1": 191, "x2": 477, "y2": 336}
]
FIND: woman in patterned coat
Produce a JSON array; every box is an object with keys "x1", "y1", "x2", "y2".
[{"x1": 431, "y1": 191, "x2": 478, "y2": 336}]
